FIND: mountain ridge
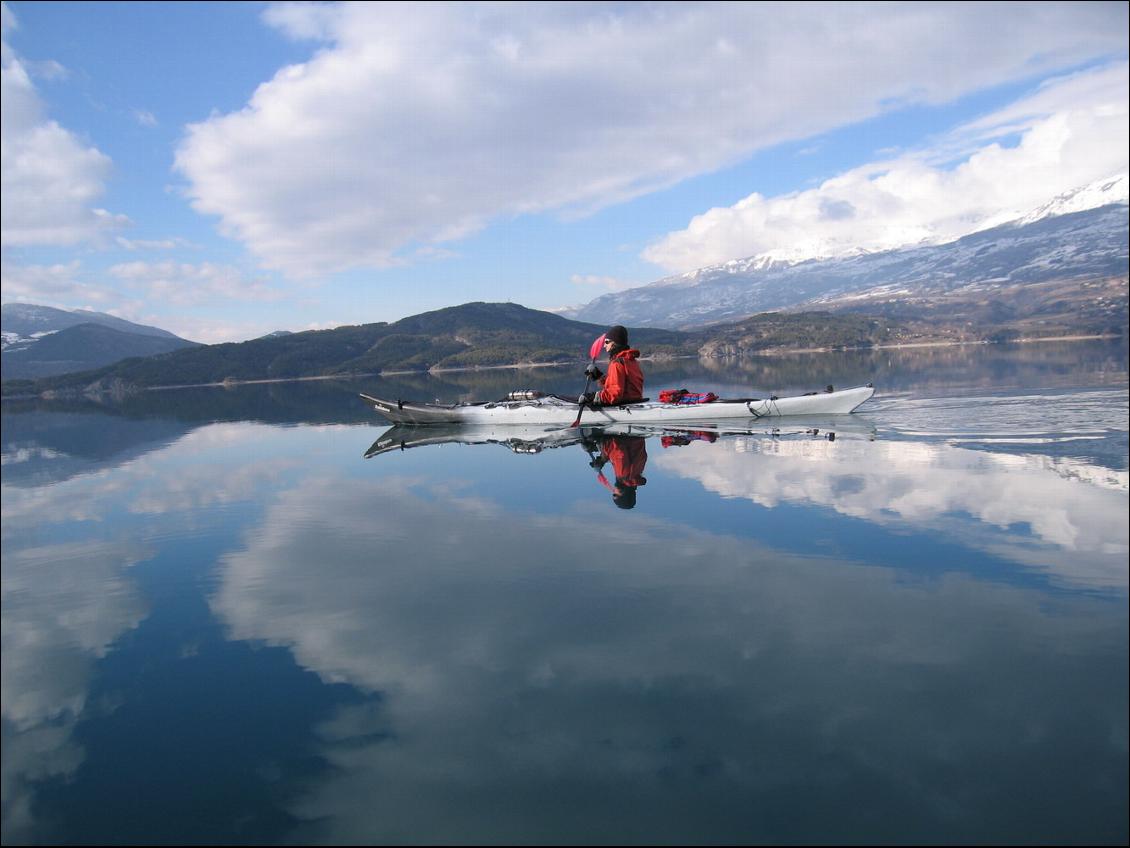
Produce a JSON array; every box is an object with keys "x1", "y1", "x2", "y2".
[
  {"x1": 1, "y1": 303, "x2": 190, "y2": 345},
  {"x1": 2, "y1": 304, "x2": 200, "y2": 379},
  {"x1": 2, "y1": 323, "x2": 202, "y2": 380}
]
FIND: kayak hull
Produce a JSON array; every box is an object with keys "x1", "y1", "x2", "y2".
[{"x1": 361, "y1": 384, "x2": 875, "y2": 425}]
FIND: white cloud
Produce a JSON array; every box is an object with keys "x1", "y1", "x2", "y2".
[
  {"x1": 155, "y1": 314, "x2": 292, "y2": 345},
  {"x1": 644, "y1": 62, "x2": 1130, "y2": 272},
  {"x1": 0, "y1": 258, "x2": 289, "y2": 343},
  {"x1": 0, "y1": 259, "x2": 117, "y2": 306},
  {"x1": 114, "y1": 235, "x2": 191, "y2": 251},
  {"x1": 570, "y1": 274, "x2": 640, "y2": 292},
  {"x1": 260, "y1": 0, "x2": 339, "y2": 42},
  {"x1": 24, "y1": 57, "x2": 66, "y2": 81},
  {"x1": 104, "y1": 260, "x2": 296, "y2": 342},
  {"x1": 108, "y1": 260, "x2": 286, "y2": 306},
  {"x1": 174, "y1": 2, "x2": 1128, "y2": 279},
  {"x1": 2, "y1": 256, "x2": 282, "y2": 307},
  {"x1": 1, "y1": 4, "x2": 124, "y2": 247}
]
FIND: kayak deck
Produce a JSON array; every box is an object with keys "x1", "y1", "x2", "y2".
[{"x1": 361, "y1": 384, "x2": 875, "y2": 425}]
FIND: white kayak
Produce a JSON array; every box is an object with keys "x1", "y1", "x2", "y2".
[{"x1": 360, "y1": 383, "x2": 875, "y2": 425}]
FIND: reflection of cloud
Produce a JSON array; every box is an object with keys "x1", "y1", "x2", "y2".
[
  {"x1": 0, "y1": 423, "x2": 297, "y2": 535},
  {"x1": 121, "y1": 424, "x2": 303, "y2": 514},
  {"x1": 212, "y1": 474, "x2": 1127, "y2": 843},
  {"x1": 655, "y1": 436, "x2": 1128, "y2": 589},
  {"x1": 126, "y1": 460, "x2": 292, "y2": 516},
  {"x1": 1, "y1": 474, "x2": 127, "y2": 536},
  {"x1": 1, "y1": 721, "x2": 84, "y2": 843},
  {"x1": 1, "y1": 540, "x2": 149, "y2": 725},
  {"x1": 0, "y1": 421, "x2": 321, "y2": 842},
  {"x1": 1, "y1": 541, "x2": 150, "y2": 844}
]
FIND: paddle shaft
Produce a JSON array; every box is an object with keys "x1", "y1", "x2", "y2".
[
  {"x1": 571, "y1": 367, "x2": 595, "y2": 427},
  {"x1": 571, "y1": 333, "x2": 608, "y2": 428}
]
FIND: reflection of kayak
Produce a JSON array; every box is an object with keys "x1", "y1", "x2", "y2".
[
  {"x1": 364, "y1": 423, "x2": 593, "y2": 457},
  {"x1": 364, "y1": 417, "x2": 877, "y2": 458},
  {"x1": 361, "y1": 384, "x2": 875, "y2": 425}
]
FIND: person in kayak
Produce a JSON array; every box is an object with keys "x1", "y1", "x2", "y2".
[
  {"x1": 581, "y1": 324, "x2": 644, "y2": 407},
  {"x1": 586, "y1": 434, "x2": 648, "y2": 509}
]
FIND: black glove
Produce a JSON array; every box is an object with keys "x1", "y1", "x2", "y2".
[
  {"x1": 578, "y1": 392, "x2": 597, "y2": 406},
  {"x1": 584, "y1": 364, "x2": 603, "y2": 381},
  {"x1": 589, "y1": 456, "x2": 607, "y2": 469}
]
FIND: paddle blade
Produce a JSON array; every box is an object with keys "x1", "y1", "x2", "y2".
[{"x1": 589, "y1": 334, "x2": 606, "y2": 360}]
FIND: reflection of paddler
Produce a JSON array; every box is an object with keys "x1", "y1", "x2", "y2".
[{"x1": 585, "y1": 434, "x2": 648, "y2": 509}]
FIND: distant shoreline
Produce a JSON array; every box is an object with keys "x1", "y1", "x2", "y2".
[
  {"x1": 180, "y1": 332, "x2": 1125, "y2": 388},
  {"x1": 2, "y1": 332, "x2": 1123, "y2": 400},
  {"x1": 108, "y1": 333, "x2": 1130, "y2": 391}
]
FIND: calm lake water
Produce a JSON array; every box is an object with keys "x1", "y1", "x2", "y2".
[{"x1": 2, "y1": 340, "x2": 1128, "y2": 846}]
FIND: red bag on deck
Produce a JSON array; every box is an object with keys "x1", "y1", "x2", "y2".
[{"x1": 659, "y1": 389, "x2": 718, "y2": 404}]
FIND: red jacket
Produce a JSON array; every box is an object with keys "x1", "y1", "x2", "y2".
[{"x1": 598, "y1": 349, "x2": 644, "y2": 405}]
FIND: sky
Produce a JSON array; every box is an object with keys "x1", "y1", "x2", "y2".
[{"x1": 1, "y1": 1, "x2": 1127, "y2": 344}]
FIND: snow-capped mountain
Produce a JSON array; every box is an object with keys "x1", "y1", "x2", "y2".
[
  {"x1": 2, "y1": 304, "x2": 197, "y2": 380},
  {"x1": 1, "y1": 303, "x2": 186, "y2": 352},
  {"x1": 1014, "y1": 173, "x2": 1128, "y2": 226},
  {"x1": 568, "y1": 178, "x2": 1129, "y2": 329}
]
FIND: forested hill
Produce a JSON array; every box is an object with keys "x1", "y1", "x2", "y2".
[{"x1": 2, "y1": 302, "x2": 913, "y2": 397}]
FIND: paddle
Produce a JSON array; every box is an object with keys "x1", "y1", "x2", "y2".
[{"x1": 571, "y1": 333, "x2": 607, "y2": 427}]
